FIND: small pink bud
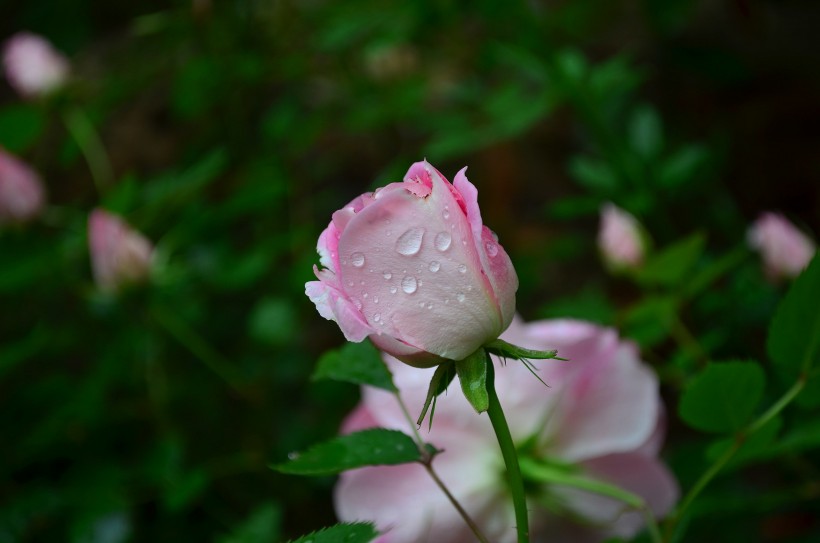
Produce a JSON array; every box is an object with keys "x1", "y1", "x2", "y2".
[
  {"x1": 598, "y1": 203, "x2": 645, "y2": 270},
  {"x1": 306, "y1": 160, "x2": 519, "y2": 367},
  {"x1": 0, "y1": 148, "x2": 45, "y2": 224},
  {"x1": 3, "y1": 32, "x2": 69, "y2": 98},
  {"x1": 88, "y1": 209, "x2": 154, "y2": 292},
  {"x1": 748, "y1": 212, "x2": 815, "y2": 280}
]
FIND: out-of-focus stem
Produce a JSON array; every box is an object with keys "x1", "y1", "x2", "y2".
[
  {"x1": 394, "y1": 392, "x2": 490, "y2": 543},
  {"x1": 62, "y1": 106, "x2": 114, "y2": 194}
]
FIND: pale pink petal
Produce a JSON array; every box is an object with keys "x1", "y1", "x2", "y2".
[
  {"x1": 3, "y1": 32, "x2": 69, "y2": 98},
  {"x1": 598, "y1": 203, "x2": 645, "y2": 269},
  {"x1": 748, "y1": 212, "x2": 815, "y2": 279},
  {"x1": 0, "y1": 148, "x2": 45, "y2": 223},
  {"x1": 305, "y1": 280, "x2": 374, "y2": 342},
  {"x1": 88, "y1": 209, "x2": 154, "y2": 291},
  {"x1": 548, "y1": 344, "x2": 659, "y2": 461},
  {"x1": 552, "y1": 452, "x2": 679, "y2": 539}
]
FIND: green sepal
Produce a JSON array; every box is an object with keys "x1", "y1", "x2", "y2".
[
  {"x1": 485, "y1": 338, "x2": 565, "y2": 361},
  {"x1": 456, "y1": 348, "x2": 489, "y2": 414},
  {"x1": 416, "y1": 361, "x2": 457, "y2": 429}
]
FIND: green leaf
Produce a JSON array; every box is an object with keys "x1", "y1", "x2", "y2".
[
  {"x1": 485, "y1": 340, "x2": 561, "y2": 361},
  {"x1": 635, "y1": 233, "x2": 705, "y2": 287},
  {"x1": 679, "y1": 361, "x2": 766, "y2": 433},
  {"x1": 273, "y1": 429, "x2": 427, "y2": 476},
  {"x1": 286, "y1": 523, "x2": 379, "y2": 543},
  {"x1": 568, "y1": 155, "x2": 619, "y2": 192},
  {"x1": 0, "y1": 104, "x2": 45, "y2": 153},
  {"x1": 629, "y1": 104, "x2": 663, "y2": 159},
  {"x1": 658, "y1": 145, "x2": 708, "y2": 189},
  {"x1": 623, "y1": 296, "x2": 677, "y2": 347},
  {"x1": 220, "y1": 502, "x2": 281, "y2": 543},
  {"x1": 312, "y1": 341, "x2": 395, "y2": 392},
  {"x1": 416, "y1": 361, "x2": 456, "y2": 428},
  {"x1": 767, "y1": 254, "x2": 820, "y2": 381},
  {"x1": 455, "y1": 349, "x2": 489, "y2": 413}
]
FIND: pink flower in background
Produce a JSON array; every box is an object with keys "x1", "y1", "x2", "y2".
[
  {"x1": 88, "y1": 209, "x2": 154, "y2": 291},
  {"x1": 598, "y1": 203, "x2": 645, "y2": 270},
  {"x1": 335, "y1": 318, "x2": 678, "y2": 543},
  {"x1": 306, "y1": 160, "x2": 518, "y2": 367},
  {"x1": 0, "y1": 148, "x2": 45, "y2": 224},
  {"x1": 747, "y1": 212, "x2": 815, "y2": 280},
  {"x1": 3, "y1": 32, "x2": 69, "y2": 98}
]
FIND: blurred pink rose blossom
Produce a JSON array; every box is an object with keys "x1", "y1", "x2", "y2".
[
  {"x1": 598, "y1": 203, "x2": 645, "y2": 270},
  {"x1": 747, "y1": 212, "x2": 815, "y2": 280},
  {"x1": 3, "y1": 32, "x2": 69, "y2": 98},
  {"x1": 88, "y1": 209, "x2": 154, "y2": 291},
  {"x1": 306, "y1": 160, "x2": 518, "y2": 367},
  {"x1": 335, "y1": 318, "x2": 678, "y2": 543},
  {"x1": 0, "y1": 147, "x2": 45, "y2": 224}
]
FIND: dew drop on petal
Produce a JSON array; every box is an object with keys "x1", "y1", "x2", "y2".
[
  {"x1": 373, "y1": 313, "x2": 381, "y2": 322},
  {"x1": 429, "y1": 261, "x2": 441, "y2": 272},
  {"x1": 382, "y1": 271, "x2": 392, "y2": 280},
  {"x1": 396, "y1": 227, "x2": 425, "y2": 256},
  {"x1": 434, "y1": 231, "x2": 452, "y2": 252},
  {"x1": 389, "y1": 286, "x2": 398, "y2": 294},
  {"x1": 457, "y1": 264, "x2": 467, "y2": 273},
  {"x1": 456, "y1": 292, "x2": 465, "y2": 302},
  {"x1": 351, "y1": 252, "x2": 365, "y2": 267},
  {"x1": 401, "y1": 276, "x2": 418, "y2": 294},
  {"x1": 373, "y1": 296, "x2": 379, "y2": 303},
  {"x1": 485, "y1": 241, "x2": 499, "y2": 257}
]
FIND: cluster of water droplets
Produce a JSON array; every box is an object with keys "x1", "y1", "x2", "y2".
[{"x1": 340, "y1": 202, "x2": 504, "y2": 327}]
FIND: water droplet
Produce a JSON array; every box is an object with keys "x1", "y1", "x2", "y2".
[
  {"x1": 353, "y1": 299, "x2": 363, "y2": 310},
  {"x1": 429, "y1": 261, "x2": 441, "y2": 272},
  {"x1": 442, "y1": 208, "x2": 450, "y2": 220},
  {"x1": 347, "y1": 281, "x2": 354, "y2": 287},
  {"x1": 396, "y1": 227, "x2": 425, "y2": 255},
  {"x1": 368, "y1": 268, "x2": 374, "y2": 273},
  {"x1": 373, "y1": 296, "x2": 379, "y2": 303},
  {"x1": 434, "y1": 232, "x2": 452, "y2": 251},
  {"x1": 419, "y1": 301, "x2": 426, "y2": 307},
  {"x1": 373, "y1": 312, "x2": 381, "y2": 322},
  {"x1": 462, "y1": 239, "x2": 467, "y2": 245},
  {"x1": 456, "y1": 292, "x2": 466, "y2": 302},
  {"x1": 491, "y1": 230, "x2": 499, "y2": 242},
  {"x1": 389, "y1": 286, "x2": 398, "y2": 294},
  {"x1": 362, "y1": 292, "x2": 368, "y2": 299},
  {"x1": 382, "y1": 271, "x2": 392, "y2": 280},
  {"x1": 457, "y1": 264, "x2": 467, "y2": 274},
  {"x1": 427, "y1": 303, "x2": 433, "y2": 309},
  {"x1": 467, "y1": 285, "x2": 473, "y2": 292},
  {"x1": 351, "y1": 252, "x2": 365, "y2": 267},
  {"x1": 401, "y1": 276, "x2": 418, "y2": 294},
  {"x1": 287, "y1": 451, "x2": 300, "y2": 460},
  {"x1": 445, "y1": 298, "x2": 450, "y2": 304},
  {"x1": 485, "y1": 241, "x2": 499, "y2": 257}
]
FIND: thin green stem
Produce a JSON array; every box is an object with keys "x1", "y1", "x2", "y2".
[
  {"x1": 663, "y1": 374, "x2": 807, "y2": 541},
  {"x1": 669, "y1": 315, "x2": 709, "y2": 368},
  {"x1": 486, "y1": 357, "x2": 529, "y2": 543},
  {"x1": 519, "y1": 458, "x2": 662, "y2": 543},
  {"x1": 62, "y1": 106, "x2": 114, "y2": 194},
  {"x1": 149, "y1": 304, "x2": 247, "y2": 397},
  {"x1": 394, "y1": 392, "x2": 490, "y2": 543}
]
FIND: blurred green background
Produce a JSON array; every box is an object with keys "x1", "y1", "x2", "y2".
[{"x1": 2, "y1": 0, "x2": 819, "y2": 541}]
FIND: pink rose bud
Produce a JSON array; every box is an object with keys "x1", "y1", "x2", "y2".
[
  {"x1": 747, "y1": 212, "x2": 815, "y2": 280},
  {"x1": 306, "y1": 160, "x2": 518, "y2": 367},
  {"x1": 0, "y1": 148, "x2": 45, "y2": 224},
  {"x1": 598, "y1": 203, "x2": 645, "y2": 270},
  {"x1": 88, "y1": 209, "x2": 154, "y2": 291},
  {"x1": 3, "y1": 32, "x2": 69, "y2": 98}
]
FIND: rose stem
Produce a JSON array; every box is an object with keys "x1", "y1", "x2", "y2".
[{"x1": 485, "y1": 353, "x2": 530, "y2": 543}]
